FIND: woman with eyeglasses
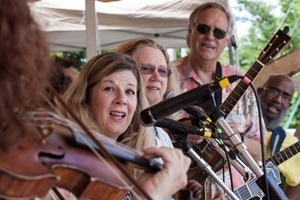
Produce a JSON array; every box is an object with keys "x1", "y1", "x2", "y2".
[
  {"x1": 173, "y1": 2, "x2": 264, "y2": 200},
  {"x1": 59, "y1": 52, "x2": 192, "y2": 200},
  {"x1": 116, "y1": 38, "x2": 182, "y2": 148},
  {"x1": 116, "y1": 39, "x2": 181, "y2": 107},
  {"x1": 116, "y1": 39, "x2": 203, "y2": 199}
]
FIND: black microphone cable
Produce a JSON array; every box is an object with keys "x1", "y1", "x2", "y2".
[
  {"x1": 248, "y1": 80, "x2": 270, "y2": 200},
  {"x1": 175, "y1": 104, "x2": 237, "y2": 192}
]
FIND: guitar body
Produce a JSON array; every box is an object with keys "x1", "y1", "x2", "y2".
[
  {"x1": 190, "y1": 139, "x2": 226, "y2": 171},
  {"x1": 168, "y1": 28, "x2": 291, "y2": 200},
  {"x1": 202, "y1": 171, "x2": 263, "y2": 200},
  {"x1": 186, "y1": 160, "x2": 223, "y2": 200},
  {"x1": 174, "y1": 137, "x2": 226, "y2": 200},
  {"x1": 203, "y1": 163, "x2": 281, "y2": 200}
]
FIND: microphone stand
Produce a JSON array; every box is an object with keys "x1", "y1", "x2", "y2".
[
  {"x1": 185, "y1": 109, "x2": 251, "y2": 179},
  {"x1": 201, "y1": 100, "x2": 288, "y2": 200},
  {"x1": 206, "y1": 138, "x2": 248, "y2": 178},
  {"x1": 175, "y1": 135, "x2": 239, "y2": 200}
]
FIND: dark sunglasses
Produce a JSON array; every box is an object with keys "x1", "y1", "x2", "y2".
[
  {"x1": 196, "y1": 24, "x2": 227, "y2": 39},
  {"x1": 139, "y1": 64, "x2": 172, "y2": 78}
]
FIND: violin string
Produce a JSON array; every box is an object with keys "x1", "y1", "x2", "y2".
[
  {"x1": 59, "y1": 116, "x2": 142, "y2": 199},
  {"x1": 31, "y1": 110, "x2": 145, "y2": 199},
  {"x1": 41, "y1": 94, "x2": 64, "y2": 119},
  {"x1": 49, "y1": 187, "x2": 70, "y2": 200},
  {"x1": 72, "y1": 128, "x2": 136, "y2": 192},
  {"x1": 32, "y1": 111, "x2": 134, "y2": 189},
  {"x1": 38, "y1": 110, "x2": 147, "y2": 158},
  {"x1": 52, "y1": 89, "x2": 152, "y2": 199}
]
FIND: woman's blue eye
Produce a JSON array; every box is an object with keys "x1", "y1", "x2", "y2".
[
  {"x1": 126, "y1": 89, "x2": 135, "y2": 95},
  {"x1": 104, "y1": 86, "x2": 114, "y2": 91}
]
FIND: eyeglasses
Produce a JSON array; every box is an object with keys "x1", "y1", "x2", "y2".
[
  {"x1": 139, "y1": 64, "x2": 172, "y2": 78},
  {"x1": 262, "y1": 87, "x2": 292, "y2": 103},
  {"x1": 196, "y1": 24, "x2": 227, "y2": 39}
]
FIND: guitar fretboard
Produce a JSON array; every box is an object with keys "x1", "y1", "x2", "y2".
[
  {"x1": 267, "y1": 140, "x2": 300, "y2": 166},
  {"x1": 220, "y1": 29, "x2": 291, "y2": 118},
  {"x1": 220, "y1": 60, "x2": 265, "y2": 117}
]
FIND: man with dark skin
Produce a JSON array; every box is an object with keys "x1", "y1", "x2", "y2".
[{"x1": 258, "y1": 74, "x2": 300, "y2": 200}]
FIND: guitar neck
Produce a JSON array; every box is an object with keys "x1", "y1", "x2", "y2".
[
  {"x1": 220, "y1": 29, "x2": 291, "y2": 118},
  {"x1": 220, "y1": 60, "x2": 264, "y2": 117},
  {"x1": 267, "y1": 140, "x2": 300, "y2": 166}
]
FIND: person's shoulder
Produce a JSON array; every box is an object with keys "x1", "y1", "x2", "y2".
[
  {"x1": 221, "y1": 63, "x2": 245, "y2": 76},
  {"x1": 172, "y1": 56, "x2": 191, "y2": 79},
  {"x1": 172, "y1": 56, "x2": 189, "y2": 69}
]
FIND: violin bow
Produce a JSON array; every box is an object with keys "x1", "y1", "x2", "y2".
[{"x1": 51, "y1": 88, "x2": 152, "y2": 200}]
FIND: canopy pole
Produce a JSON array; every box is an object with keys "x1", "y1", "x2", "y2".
[
  {"x1": 283, "y1": 96, "x2": 300, "y2": 130},
  {"x1": 85, "y1": 0, "x2": 99, "y2": 61}
]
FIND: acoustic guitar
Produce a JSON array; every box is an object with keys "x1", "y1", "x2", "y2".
[
  {"x1": 191, "y1": 27, "x2": 291, "y2": 199},
  {"x1": 211, "y1": 139, "x2": 300, "y2": 200}
]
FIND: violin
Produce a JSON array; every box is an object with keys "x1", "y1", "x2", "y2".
[
  {"x1": 0, "y1": 110, "x2": 161, "y2": 200},
  {"x1": 0, "y1": 122, "x2": 58, "y2": 199}
]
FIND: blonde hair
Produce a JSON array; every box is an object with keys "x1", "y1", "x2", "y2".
[
  {"x1": 60, "y1": 52, "x2": 156, "y2": 154},
  {"x1": 116, "y1": 38, "x2": 182, "y2": 96},
  {"x1": 116, "y1": 38, "x2": 183, "y2": 120}
]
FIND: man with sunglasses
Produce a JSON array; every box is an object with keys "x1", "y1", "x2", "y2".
[
  {"x1": 173, "y1": 2, "x2": 263, "y2": 199},
  {"x1": 258, "y1": 74, "x2": 300, "y2": 200}
]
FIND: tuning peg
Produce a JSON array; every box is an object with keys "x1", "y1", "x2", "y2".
[{"x1": 283, "y1": 26, "x2": 289, "y2": 34}]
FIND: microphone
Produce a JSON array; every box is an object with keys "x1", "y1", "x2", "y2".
[
  {"x1": 164, "y1": 91, "x2": 217, "y2": 131},
  {"x1": 183, "y1": 106, "x2": 218, "y2": 133},
  {"x1": 140, "y1": 75, "x2": 240, "y2": 126},
  {"x1": 183, "y1": 106, "x2": 212, "y2": 125},
  {"x1": 164, "y1": 91, "x2": 215, "y2": 125},
  {"x1": 154, "y1": 118, "x2": 213, "y2": 138}
]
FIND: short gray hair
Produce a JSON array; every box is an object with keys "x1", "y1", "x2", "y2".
[{"x1": 186, "y1": 2, "x2": 235, "y2": 47}]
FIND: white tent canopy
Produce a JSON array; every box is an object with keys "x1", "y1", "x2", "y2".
[{"x1": 29, "y1": 0, "x2": 212, "y2": 52}]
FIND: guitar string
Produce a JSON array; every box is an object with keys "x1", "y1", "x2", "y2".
[
  {"x1": 216, "y1": 31, "x2": 291, "y2": 199},
  {"x1": 220, "y1": 31, "x2": 287, "y2": 113},
  {"x1": 233, "y1": 29, "x2": 290, "y2": 110}
]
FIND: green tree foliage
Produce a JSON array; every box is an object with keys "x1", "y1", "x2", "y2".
[
  {"x1": 236, "y1": 0, "x2": 300, "y2": 129},
  {"x1": 236, "y1": 0, "x2": 299, "y2": 70},
  {"x1": 50, "y1": 51, "x2": 86, "y2": 71}
]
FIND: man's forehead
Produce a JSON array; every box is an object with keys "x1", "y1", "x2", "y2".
[{"x1": 266, "y1": 76, "x2": 294, "y2": 91}]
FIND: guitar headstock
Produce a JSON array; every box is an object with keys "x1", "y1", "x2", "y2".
[
  {"x1": 258, "y1": 27, "x2": 291, "y2": 65},
  {"x1": 220, "y1": 27, "x2": 291, "y2": 118}
]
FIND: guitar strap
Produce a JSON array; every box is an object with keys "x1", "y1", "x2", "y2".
[
  {"x1": 270, "y1": 126, "x2": 286, "y2": 155},
  {"x1": 215, "y1": 61, "x2": 222, "y2": 107}
]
